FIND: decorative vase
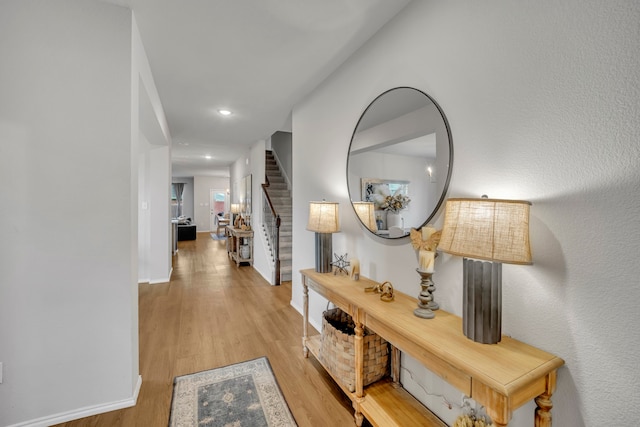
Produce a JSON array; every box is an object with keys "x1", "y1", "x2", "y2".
[{"x1": 386, "y1": 211, "x2": 403, "y2": 229}]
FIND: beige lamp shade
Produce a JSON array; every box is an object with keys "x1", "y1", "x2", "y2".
[
  {"x1": 307, "y1": 201, "x2": 340, "y2": 233},
  {"x1": 353, "y1": 202, "x2": 377, "y2": 232},
  {"x1": 439, "y1": 198, "x2": 532, "y2": 265},
  {"x1": 230, "y1": 203, "x2": 241, "y2": 214}
]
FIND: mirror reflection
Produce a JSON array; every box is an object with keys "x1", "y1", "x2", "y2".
[{"x1": 347, "y1": 87, "x2": 453, "y2": 239}]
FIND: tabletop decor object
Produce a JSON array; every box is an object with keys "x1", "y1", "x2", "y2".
[
  {"x1": 350, "y1": 258, "x2": 360, "y2": 281},
  {"x1": 410, "y1": 226, "x2": 442, "y2": 319},
  {"x1": 364, "y1": 280, "x2": 395, "y2": 302},
  {"x1": 331, "y1": 253, "x2": 350, "y2": 275},
  {"x1": 439, "y1": 197, "x2": 532, "y2": 344},
  {"x1": 307, "y1": 201, "x2": 340, "y2": 273}
]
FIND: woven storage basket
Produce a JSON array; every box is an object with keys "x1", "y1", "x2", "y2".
[{"x1": 319, "y1": 307, "x2": 389, "y2": 392}]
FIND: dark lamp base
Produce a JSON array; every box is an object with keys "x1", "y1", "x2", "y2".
[
  {"x1": 462, "y1": 258, "x2": 502, "y2": 344},
  {"x1": 314, "y1": 233, "x2": 333, "y2": 273}
]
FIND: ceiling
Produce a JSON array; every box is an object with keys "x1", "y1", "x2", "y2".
[{"x1": 106, "y1": 0, "x2": 411, "y2": 177}]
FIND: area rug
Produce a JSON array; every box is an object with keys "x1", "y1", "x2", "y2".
[
  {"x1": 169, "y1": 357, "x2": 297, "y2": 427},
  {"x1": 210, "y1": 232, "x2": 226, "y2": 241}
]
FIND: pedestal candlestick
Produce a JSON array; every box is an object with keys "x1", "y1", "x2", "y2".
[{"x1": 414, "y1": 269, "x2": 437, "y2": 319}]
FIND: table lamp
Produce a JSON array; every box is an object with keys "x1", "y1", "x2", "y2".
[
  {"x1": 438, "y1": 197, "x2": 532, "y2": 344},
  {"x1": 352, "y1": 201, "x2": 377, "y2": 232},
  {"x1": 307, "y1": 201, "x2": 340, "y2": 273}
]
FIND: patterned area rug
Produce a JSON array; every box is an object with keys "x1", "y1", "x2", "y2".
[
  {"x1": 169, "y1": 357, "x2": 297, "y2": 427},
  {"x1": 210, "y1": 233, "x2": 227, "y2": 241}
]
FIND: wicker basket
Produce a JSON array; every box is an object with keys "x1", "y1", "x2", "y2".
[{"x1": 319, "y1": 307, "x2": 389, "y2": 392}]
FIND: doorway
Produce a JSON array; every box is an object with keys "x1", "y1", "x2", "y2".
[{"x1": 210, "y1": 189, "x2": 229, "y2": 232}]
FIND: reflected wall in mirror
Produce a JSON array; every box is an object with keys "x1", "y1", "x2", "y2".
[{"x1": 347, "y1": 87, "x2": 453, "y2": 239}]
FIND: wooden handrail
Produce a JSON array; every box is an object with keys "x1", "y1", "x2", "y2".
[{"x1": 262, "y1": 175, "x2": 281, "y2": 285}]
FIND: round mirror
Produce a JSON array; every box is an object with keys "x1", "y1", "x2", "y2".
[{"x1": 347, "y1": 87, "x2": 453, "y2": 239}]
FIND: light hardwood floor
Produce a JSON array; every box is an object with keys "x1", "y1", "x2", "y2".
[{"x1": 54, "y1": 233, "x2": 360, "y2": 427}]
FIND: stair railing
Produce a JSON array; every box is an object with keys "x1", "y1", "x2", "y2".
[{"x1": 262, "y1": 175, "x2": 281, "y2": 286}]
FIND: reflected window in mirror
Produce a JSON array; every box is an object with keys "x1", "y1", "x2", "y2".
[{"x1": 347, "y1": 87, "x2": 453, "y2": 239}]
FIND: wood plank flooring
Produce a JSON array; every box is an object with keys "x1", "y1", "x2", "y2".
[{"x1": 54, "y1": 233, "x2": 358, "y2": 427}]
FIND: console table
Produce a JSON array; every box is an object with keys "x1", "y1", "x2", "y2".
[
  {"x1": 226, "y1": 227, "x2": 254, "y2": 267},
  {"x1": 301, "y1": 269, "x2": 564, "y2": 427}
]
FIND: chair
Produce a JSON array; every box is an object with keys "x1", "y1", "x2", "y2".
[{"x1": 216, "y1": 213, "x2": 230, "y2": 236}]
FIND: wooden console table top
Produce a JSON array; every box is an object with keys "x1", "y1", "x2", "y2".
[{"x1": 301, "y1": 269, "x2": 564, "y2": 427}]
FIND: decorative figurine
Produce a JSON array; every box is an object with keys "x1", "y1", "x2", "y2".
[
  {"x1": 331, "y1": 253, "x2": 350, "y2": 275},
  {"x1": 410, "y1": 226, "x2": 442, "y2": 319},
  {"x1": 364, "y1": 281, "x2": 395, "y2": 302}
]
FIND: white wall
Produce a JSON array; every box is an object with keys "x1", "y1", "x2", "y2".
[
  {"x1": 148, "y1": 145, "x2": 171, "y2": 283},
  {"x1": 0, "y1": 1, "x2": 142, "y2": 425},
  {"x1": 248, "y1": 141, "x2": 272, "y2": 282},
  {"x1": 138, "y1": 66, "x2": 172, "y2": 285},
  {"x1": 292, "y1": 1, "x2": 640, "y2": 426},
  {"x1": 138, "y1": 133, "x2": 151, "y2": 282}
]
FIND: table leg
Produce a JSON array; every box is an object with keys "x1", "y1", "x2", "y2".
[
  {"x1": 391, "y1": 345, "x2": 401, "y2": 385},
  {"x1": 354, "y1": 411, "x2": 364, "y2": 426},
  {"x1": 535, "y1": 393, "x2": 553, "y2": 427},
  {"x1": 535, "y1": 371, "x2": 557, "y2": 427},
  {"x1": 354, "y1": 320, "x2": 364, "y2": 423},
  {"x1": 302, "y1": 282, "x2": 309, "y2": 358}
]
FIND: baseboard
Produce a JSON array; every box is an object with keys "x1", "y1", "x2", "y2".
[
  {"x1": 149, "y1": 276, "x2": 171, "y2": 284},
  {"x1": 8, "y1": 375, "x2": 142, "y2": 427},
  {"x1": 138, "y1": 278, "x2": 150, "y2": 284}
]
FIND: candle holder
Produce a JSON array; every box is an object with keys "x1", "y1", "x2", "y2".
[{"x1": 414, "y1": 268, "x2": 438, "y2": 319}]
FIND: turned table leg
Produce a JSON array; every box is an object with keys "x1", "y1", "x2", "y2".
[
  {"x1": 302, "y1": 283, "x2": 309, "y2": 358},
  {"x1": 535, "y1": 371, "x2": 557, "y2": 427},
  {"x1": 354, "y1": 411, "x2": 364, "y2": 426},
  {"x1": 353, "y1": 319, "x2": 364, "y2": 425},
  {"x1": 535, "y1": 392, "x2": 553, "y2": 427}
]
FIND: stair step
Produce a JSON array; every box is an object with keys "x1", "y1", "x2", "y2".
[
  {"x1": 280, "y1": 253, "x2": 292, "y2": 261},
  {"x1": 270, "y1": 196, "x2": 291, "y2": 202},
  {"x1": 269, "y1": 192, "x2": 291, "y2": 199}
]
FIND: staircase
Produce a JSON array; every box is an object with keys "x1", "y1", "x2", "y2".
[{"x1": 263, "y1": 151, "x2": 292, "y2": 282}]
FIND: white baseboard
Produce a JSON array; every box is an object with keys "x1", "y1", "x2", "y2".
[
  {"x1": 8, "y1": 375, "x2": 142, "y2": 427},
  {"x1": 149, "y1": 276, "x2": 171, "y2": 284}
]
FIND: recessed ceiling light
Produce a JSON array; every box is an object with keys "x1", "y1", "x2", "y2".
[
  {"x1": 205, "y1": 155, "x2": 212, "y2": 159},
  {"x1": 218, "y1": 109, "x2": 232, "y2": 116}
]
